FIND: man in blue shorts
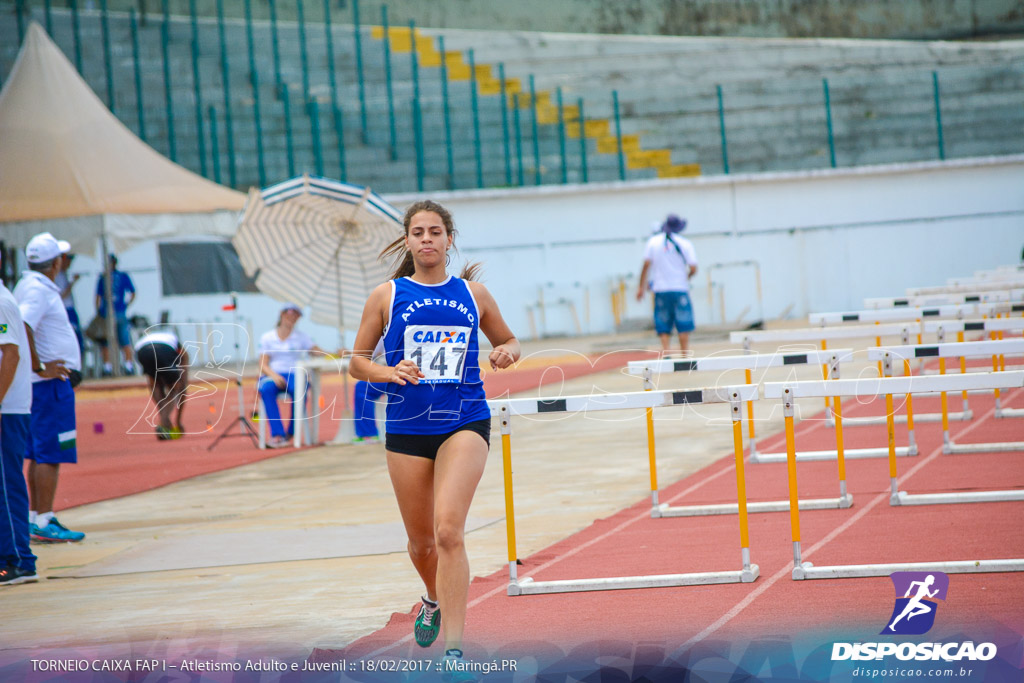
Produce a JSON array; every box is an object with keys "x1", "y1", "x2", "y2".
[
  {"x1": 0, "y1": 256, "x2": 38, "y2": 585},
  {"x1": 636, "y1": 214, "x2": 699, "y2": 355},
  {"x1": 14, "y1": 233, "x2": 85, "y2": 543},
  {"x1": 95, "y1": 253, "x2": 136, "y2": 376}
]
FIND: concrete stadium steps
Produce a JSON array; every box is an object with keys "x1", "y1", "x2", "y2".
[{"x1": 2, "y1": 6, "x2": 1022, "y2": 194}]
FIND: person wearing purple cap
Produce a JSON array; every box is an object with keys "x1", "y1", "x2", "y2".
[{"x1": 636, "y1": 214, "x2": 699, "y2": 355}]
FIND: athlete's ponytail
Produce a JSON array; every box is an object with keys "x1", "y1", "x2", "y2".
[{"x1": 381, "y1": 200, "x2": 481, "y2": 281}]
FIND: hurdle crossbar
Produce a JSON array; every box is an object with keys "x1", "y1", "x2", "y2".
[
  {"x1": 865, "y1": 290, "x2": 1023, "y2": 309},
  {"x1": 869, "y1": 340, "x2": 1024, "y2": 449},
  {"x1": 763, "y1": 371, "x2": 1024, "y2": 581},
  {"x1": 627, "y1": 351, "x2": 855, "y2": 515},
  {"x1": 908, "y1": 280, "x2": 1024, "y2": 296},
  {"x1": 808, "y1": 302, "x2": 1011, "y2": 327},
  {"x1": 491, "y1": 385, "x2": 761, "y2": 596}
]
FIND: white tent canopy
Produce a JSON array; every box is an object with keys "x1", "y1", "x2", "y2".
[{"x1": 0, "y1": 22, "x2": 245, "y2": 254}]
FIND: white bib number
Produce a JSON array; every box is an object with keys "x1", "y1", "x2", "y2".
[{"x1": 404, "y1": 325, "x2": 471, "y2": 383}]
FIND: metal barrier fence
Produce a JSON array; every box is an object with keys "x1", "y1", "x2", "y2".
[{"x1": 4, "y1": 0, "x2": 1023, "y2": 193}]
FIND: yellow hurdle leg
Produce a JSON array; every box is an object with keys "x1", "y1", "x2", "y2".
[
  {"x1": 958, "y1": 330, "x2": 968, "y2": 410},
  {"x1": 732, "y1": 414, "x2": 750, "y2": 554},
  {"x1": 886, "y1": 392, "x2": 898, "y2": 499},
  {"x1": 745, "y1": 369, "x2": 755, "y2": 442},
  {"x1": 940, "y1": 357, "x2": 949, "y2": 445},
  {"x1": 821, "y1": 339, "x2": 830, "y2": 410},
  {"x1": 833, "y1": 395, "x2": 848, "y2": 501},
  {"x1": 499, "y1": 409, "x2": 518, "y2": 582},
  {"x1": 643, "y1": 370, "x2": 659, "y2": 511},
  {"x1": 784, "y1": 403, "x2": 802, "y2": 567},
  {"x1": 904, "y1": 359, "x2": 916, "y2": 452}
]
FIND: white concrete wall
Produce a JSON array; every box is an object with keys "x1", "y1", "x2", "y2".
[
  {"x1": 63, "y1": 155, "x2": 1024, "y2": 358},
  {"x1": 390, "y1": 154, "x2": 1024, "y2": 341}
]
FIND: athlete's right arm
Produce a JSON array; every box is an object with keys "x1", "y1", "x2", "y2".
[{"x1": 349, "y1": 283, "x2": 423, "y2": 385}]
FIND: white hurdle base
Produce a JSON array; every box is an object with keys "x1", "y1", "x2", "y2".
[
  {"x1": 750, "y1": 445, "x2": 915, "y2": 463},
  {"x1": 944, "y1": 440, "x2": 1024, "y2": 454},
  {"x1": 656, "y1": 495, "x2": 852, "y2": 517},
  {"x1": 509, "y1": 566, "x2": 760, "y2": 596},
  {"x1": 892, "y1": 489, "x2": 1024, "y2": 506},
  {"x1": 827, "y1": 411, "x2": 970, "y2": 426},
  {"x1": 793, "y1": 559, "x2": 1024, "y2": 580},
  {"x1": 996, "y1": 407, "x2": 1024, "y2": 418}
]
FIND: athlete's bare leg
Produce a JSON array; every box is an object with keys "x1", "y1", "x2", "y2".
[{"x1": 433, "y1": 430, "x2": 488, "y2": 653}]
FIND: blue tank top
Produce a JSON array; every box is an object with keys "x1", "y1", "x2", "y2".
[{"x1": 382, "y1": 276, "x2": 491, "y2": 434}]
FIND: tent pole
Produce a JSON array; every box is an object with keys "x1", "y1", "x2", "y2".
[{"x1": 100, "y1": 226, "x2": 119, "y2": 377}]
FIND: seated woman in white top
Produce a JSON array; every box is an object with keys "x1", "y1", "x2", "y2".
[{"x1": 257, "y1": 303, "x2": 328, "y2": 448}]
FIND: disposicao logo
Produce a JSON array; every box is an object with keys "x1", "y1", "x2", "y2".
[
  {"x1": 882, "y1": 571, "x2": 948, "y2": 635},
  {"x1": 831, "y1": 571, "x2": 997, "y2": 663}
]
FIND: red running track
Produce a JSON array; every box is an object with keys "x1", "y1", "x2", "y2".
[{"x1": 327, "y1": 386, "x2": 1024, "y2": 662}]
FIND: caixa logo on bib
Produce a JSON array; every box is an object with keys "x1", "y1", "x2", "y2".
[{"x1": 883, "y1": 571, "x2": 949, "y2": 635}]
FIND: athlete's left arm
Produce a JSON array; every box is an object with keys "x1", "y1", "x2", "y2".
[{"x1": 469, "y1": 282, "x2": 520, "y2": 371}]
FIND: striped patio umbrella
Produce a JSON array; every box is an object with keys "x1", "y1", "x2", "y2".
[{"x1": 232, "y1": 175, "x2": 404, "y2": 334}]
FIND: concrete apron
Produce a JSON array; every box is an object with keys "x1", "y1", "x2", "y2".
[{"x1": 1, "y1": 327, "x2": 870, "y2": 660}]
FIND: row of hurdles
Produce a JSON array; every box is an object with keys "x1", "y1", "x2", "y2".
[{"x1": 487, "y1": 269, "x2": 1024, "y2": 595}]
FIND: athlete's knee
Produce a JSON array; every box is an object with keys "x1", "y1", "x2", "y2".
[
  {"x1": 434, "y1": 521, "x2": 465, "y2": 554},
  {"x1": 407, "y1": 537, "x2": 436, "y2": 562}
]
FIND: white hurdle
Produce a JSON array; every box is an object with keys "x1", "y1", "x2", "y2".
[
  {"x1": 627, "y1": 351, "x2": 855, "y2": 515},
  {"x1": 491, "y1": 386, "x2": 760, "y2": 596},
  {"x1": 763, "y1": 371, "x2": 1024, "y2": 580},
  {"x1": 730, "y1": 322, "x2": 932, "y2": 443},
  {"x1": 926, "y1": 318, "x2": 1024, "y2": 415},
  {"x1": 864, "y1": 289, "x2": 1024, "y2": 309},
  {"x1": 871, "y1": 340, "x2": 1024, "y2": 454},
  {"x1": 808, "y1": 301, "x2": 1012, "y2": 327}
]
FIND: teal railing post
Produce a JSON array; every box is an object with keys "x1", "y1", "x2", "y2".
[
  {"x1": 716, "y1": 84, "x2": 730, "y2": 174},
  {"x1": 413, "y1": 99, "x2": 425, "y2": 191},
  {"x1": 823, "y1": 78, "x2": 837, "y2": 168},
  {"x1": 70, "y1": 0, "x2": 83, "y2": 73},
  {"x1": 529, "y1": 75, "x2": 541, "y2": 185},
  {"x1": 208, "y1": 106, "x2": 221, "y2": 184},
  {"x1": 409, "y1": 21, "x2": 420, "y2": 104},
  {"x1": 352, "y1": 0, "x2": 368, "y2": 142},
  {"x1": 161, "y1": 0, "x2": 176, "y2": 161},
  {"x1": 439, "y1": 36, "x2": 455, "y2": 189},
  {"x1": 129, "y1": 9, "x2": 146, "y2": 142},
  {"x1": 382, "y1": 6, "x2": 397, "y2": 160},
  {"x1": 612, "y1": 90, "x2": 626, "y2": 181},
  {"x1": 216, "y1": 0, "x2": 237, "y2": 187},
  {"x1": 14, "y1": 0, "x2": 25, "y2": 45},
  {"x1": 577, "y1": 97, "x2": 588, "y2": 183},
  {"x1": 283, "y1": 88, "x2": 296, "y2": 177},
  {"x1": 251, "y1": 70, "x2": 268, "y2": 186},
  {"x1": 469, "y1": 49, "x2": 483, "y2": 188},
  {"x1": 244, "y1": 0, "x2": 267, "y2": 186},
  {"x1": 334, "y1": 104, "x2": 347, "y2": 180},
  {"x1": 269, "y1": 0, "x2": 283, "y2": 98},
  {"x1": 44, "y1": 0, "x2": 53, "y2": 37},
  {"x1": 189, "y1": 0, "x2": 207, "y2": 176},
  {"x1": 100, "y1": 0, "x2": 115, "y2": 113},
  {"x1": 309, "y1": 100, "x2": 325, "y2": 177},
  {"x1": 499, "y1": 63, "x2": 512, "y2": 185},
  {"x1": 513, "y1": 94, "x2": 524, "y2": 186},
  {"x1": 932, "y1": 71, "x2": 946, "y2": 161},
  {"x1": 323, "y1": 0, "x2": 346, "y2": 179},
  {"x1": 556, "y1": 86, "x2": 567, "y2": 184},
  {"x1": 298, "y1": 0, "x2": 311, "y2": 105}
]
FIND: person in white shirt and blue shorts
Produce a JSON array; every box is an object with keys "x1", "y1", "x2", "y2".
[{"x1": 637, "y1": 214, "x2": 699, "y2": 355}]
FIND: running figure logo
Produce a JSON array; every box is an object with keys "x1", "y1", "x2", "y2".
[{"x1": 882, "y1": 571, "x2": 949, "y2": 635}]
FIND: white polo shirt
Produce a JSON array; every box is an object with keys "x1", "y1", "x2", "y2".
[
  {"x1": 259, "y1": 328, "x2": 315, "y2": 375},
  {"x1": 642, "y1": 233, "x2": 698, "y2": 293},
  {"x1": 0, "y1": 283, "x2": 32, "y2": 414},
  {"x1": 14, "y1": 270, "x2": 82, "y2": 379}
]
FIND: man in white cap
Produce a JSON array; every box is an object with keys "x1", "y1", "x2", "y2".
[
  {"x1": 13, "y1": 233, "x2": 85, "y2": 543},
  {"x1": 0, "y1": 251, "x2": 38, "y2": 585}
]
